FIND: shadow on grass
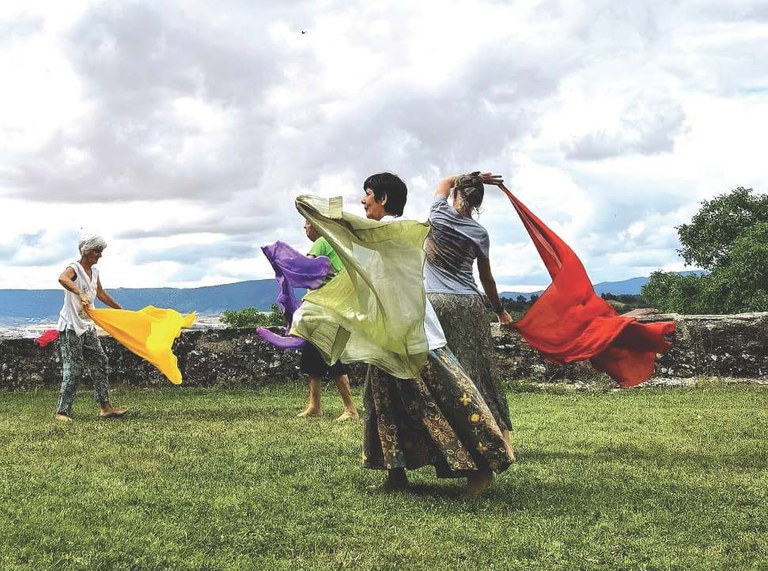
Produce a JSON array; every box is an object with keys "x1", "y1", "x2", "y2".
[
  {"x1": 522, "y1": 444, "x2": 765, "y2": 470},
  {"x1": 130, "y1": 406, "x2": 271, "y2": 422},
  {"x1": 407, "y1": 482, "x2": 466, "y2": 499}
]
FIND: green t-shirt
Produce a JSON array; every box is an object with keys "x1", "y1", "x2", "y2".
[{"x1": 308, "y1": 237, "x2": 343, "y2": 273}]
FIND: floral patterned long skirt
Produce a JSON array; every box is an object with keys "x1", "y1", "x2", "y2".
[
  {"x1": 428, "y1": 292, "x2": 512, "y2": 431},
  {"x1": 362, "y1": 347, "x2": 512, "y2": 477}
]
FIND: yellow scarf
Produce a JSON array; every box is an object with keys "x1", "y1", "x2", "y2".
[{"x1": 87, "y1": 306, "x2": 195, "y2": 384}]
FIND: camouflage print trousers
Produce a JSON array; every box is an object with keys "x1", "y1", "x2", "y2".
[{"x1": 56, "y1": 328, "x2": 110, "y2": 416}]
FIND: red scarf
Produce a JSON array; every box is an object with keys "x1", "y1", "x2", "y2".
[{"x1": 500, "y1": 185, "x2": 675, "y2": 387}]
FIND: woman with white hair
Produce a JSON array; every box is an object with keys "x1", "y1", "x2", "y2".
[{"x1": 54, "y1": 236, "x2": 127, "y2": 422}]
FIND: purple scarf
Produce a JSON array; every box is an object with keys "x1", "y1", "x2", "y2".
[{"x1": 256, "y1": 241, "x2": 332, "y2": 349}]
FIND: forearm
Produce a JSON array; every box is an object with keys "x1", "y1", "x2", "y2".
[
  {"x1": 480, "y1": 276, "x2": 504, "y2": 314},
  {"x1": 97, "y1": 290, "x2": 122, "y2": 309},
  {"x1": 477, "y1": 258, "x2": 504, "y2": 314},
  {"x1": 435, "y1": 175, "x2": 459, "y2": 198},
  {"x1": 58, "y1": 277, "x2": 82, "y2": 296}
]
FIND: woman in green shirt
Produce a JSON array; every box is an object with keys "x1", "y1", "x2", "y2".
[{"x1": 297, "y1": 220, "x2": 359, "y2": 421}]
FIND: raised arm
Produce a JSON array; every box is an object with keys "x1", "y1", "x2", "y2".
[
  {"x1": 96, "y1": 278, "x2": 123, "y2": 310},
  {"x1": 434, "y1": 172, "x2": 504, "y2": 198},
  {"x1": 435, "y1": 175, "x2": 460, "y2": 198},
  {"x1": 477, "y1": 257, "x2": 513, "y2": 327},
  {"x1": 58, "y1": 267, "x2": 91, "y2": 309}
]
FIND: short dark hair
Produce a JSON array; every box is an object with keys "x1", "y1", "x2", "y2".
[{"x1": 363, "y1": 172, "x2": 407, "y2": 217}]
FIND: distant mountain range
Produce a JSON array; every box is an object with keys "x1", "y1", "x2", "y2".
[
  {"x1": 499, "y1": 271, "x2": 704, "y2": 300},
  {"x1": 0, "y1": 273, "x2": 701, "y2": 325},
  {"x1": 0, "y1": 280, "x2": 286, "y2": 325},
  {"x1": 501, "y1": 276, "x2": 649, "y2": 299}
]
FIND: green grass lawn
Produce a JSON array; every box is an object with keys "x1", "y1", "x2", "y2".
[{"x1": 0, "y1": 383, "x2": 766, "y2": 570}]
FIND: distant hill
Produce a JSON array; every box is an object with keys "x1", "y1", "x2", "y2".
[
  {"x1": 0, "y1": 271, "x2": 706, "y2": 325},
  {"x1": 0, "y1": 280, "x2": 289, "y2": 324},
  {"x1": 500, "y1": 271, "x2": 704, "y2": 299}
]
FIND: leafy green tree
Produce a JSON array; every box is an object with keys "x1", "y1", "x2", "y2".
[
  {"x1": 641, "y1": 271, "x2": 704, "y2": 313},
  {"x1": 642, "y1": 188, "x2": 768, "y2": 314},
  {"x1": 695, "y1": 222, "x2": 768, "y2": 313},
  {"x1": 220, "y1": 304, "x2": 285, "y2": 328},
  {"x1": 495, "y1": 294, "x2": 538, "y2": 321},
  {"x1": 677, "y1": 187, "x2": 768, "y2": 270}
]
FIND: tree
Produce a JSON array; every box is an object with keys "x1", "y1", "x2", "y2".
[
  {"x1": 642, "y1": 188, "x2": 768, "y2": 314},
  {"x1": 695, "y1": 222, "x2": 768, "y2": 313},
  {"x1": 220, "y1": 304, "x2": 285, "y2": 328},
  {"x1": 677, "y1": 187, "x2": 768, "y2": 270},
  {"x1": 497, "y1": 294, "x2": 534, "y2": 321},
  {"x1": 641, "y1": 271, "x2": 705, "y2": 313}
]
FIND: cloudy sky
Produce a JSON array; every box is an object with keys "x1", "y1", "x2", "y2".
[{"x1": 1, "y1": 0, "x2": 767, "y2": 292}]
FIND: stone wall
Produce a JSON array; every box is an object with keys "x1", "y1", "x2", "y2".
[
  {"x1": 491, "y1": 312, "x2": 767, "y2": 383},
  {"x1": 1, "y1": 313, "x2": 766, "y2": 390}
]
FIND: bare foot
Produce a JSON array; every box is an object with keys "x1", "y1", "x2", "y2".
[
  {"x1": 297, "y1": 407, "x2": 322, "y2": 418},
  {"x1": 465, "y1": 469, "x2": 494, "y2": 497},
  {"x1": 55, "y1": 413, "x2": 73, "y2": 423},
  {"x1": 99, "y1": 406, "x2": 128, "y2": 418},
  {"x1": 368, "y1": 469, "x2": 409, "y2": 492},
  {"x1": 502, "y1": 430, "x2": 516, "y2": 463},
  {"x1": 336, "y1": 409, "x2": 359, "y2": 422}
]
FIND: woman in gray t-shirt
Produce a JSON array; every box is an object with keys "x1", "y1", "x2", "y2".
[{"x1": 424, "y1": 171, "x2": 514, "y2": 450}]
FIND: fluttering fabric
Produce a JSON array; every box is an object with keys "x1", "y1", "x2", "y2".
[
  {"x1": 86, "y1": 306, "x2": 195, "y2": 384},
  {"x1": 257, "y1": 327, "x2": 308, "y2": 350},
  {"x1": 34, "y1": 329, "x2": 60, "y2": 347},
  {"x1": 255, "y1": 240, "x2": 332, "y2": 350},
  {"x1": 291, "y1": 195, "x2": 431, "y2": 379},
  {"x1": 499, "y1": 184, "x2": 675, "y2": 387}
]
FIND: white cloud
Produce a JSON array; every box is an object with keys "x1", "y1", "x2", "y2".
[{"x1": 1, "y1": 0, "x2": 767, "y2": 291}]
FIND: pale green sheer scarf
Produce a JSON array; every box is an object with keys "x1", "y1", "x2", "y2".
[{"x1": 291, "y1": 195, "x2": 429, "y2": 379}]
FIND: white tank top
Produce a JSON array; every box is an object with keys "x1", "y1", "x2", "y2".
[{"x1": 57, "y1": 262, "x2": 99, "y2": 336}]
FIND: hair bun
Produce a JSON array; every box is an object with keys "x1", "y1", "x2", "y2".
[{"x1": 454, "y1": 172, "x2": 484, "y2": 207}]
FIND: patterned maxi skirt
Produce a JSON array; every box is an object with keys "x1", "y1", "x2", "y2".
[
  {"x1": 362, "y1": 347, "x2": 513, "y2": 477},
  {"x1": 427, "y1": 292, "x2": 512, "y2": 431}
]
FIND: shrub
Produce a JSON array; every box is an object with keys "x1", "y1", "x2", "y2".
[{"x1": 220, "y1": 304, "x2": 285, "y2": 328}]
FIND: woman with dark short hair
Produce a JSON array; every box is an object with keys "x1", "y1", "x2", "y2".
[
  {"x1": 360, "y1": 172, "x2": 513, "y2": 496},
  {"x1": 361, "y1": 172, "x2": 408, "y2": 218}
]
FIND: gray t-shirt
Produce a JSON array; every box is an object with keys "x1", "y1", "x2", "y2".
[{"x1": 424, "y1": 196, "x2": 490, "y2": 295}]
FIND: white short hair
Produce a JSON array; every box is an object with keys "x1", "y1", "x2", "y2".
[{"x1": 78, "y1": 236, "x2": 108, "y2": 255}]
